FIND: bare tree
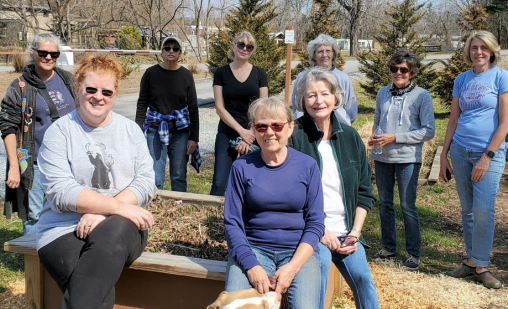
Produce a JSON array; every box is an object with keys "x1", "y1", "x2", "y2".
[
  {"x1": 122, "y1": 0, "x2": 186, "y2": 50},
  {"x1": 335, "y1": 0, "x2": 366, "y2": 56}
]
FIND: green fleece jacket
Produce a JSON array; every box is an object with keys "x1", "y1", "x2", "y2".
[{"x1": 289, "y1": 112, "x2": 377, "y2": 246}]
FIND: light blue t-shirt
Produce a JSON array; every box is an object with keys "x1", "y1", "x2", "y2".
[{"x1": 452, "y1": 66, "x2": 508, "y2": 151}]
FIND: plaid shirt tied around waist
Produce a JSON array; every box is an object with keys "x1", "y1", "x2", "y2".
[{"x1": 143, "y1": 107, "x2": 201, "y2": 172}]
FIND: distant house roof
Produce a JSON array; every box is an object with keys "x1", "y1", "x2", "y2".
[
  {"x1": 1, "y1": 3, "x2": 50, "y2": 11},
  {"x1": 269, "y1": 32, "x2": 284, "y2": 39}
]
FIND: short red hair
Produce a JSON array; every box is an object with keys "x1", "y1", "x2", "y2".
[{"x1": 75, "y1": 55, "x2": 123, "y2": 91}]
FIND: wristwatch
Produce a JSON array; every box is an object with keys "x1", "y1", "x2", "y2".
[{"x1": 485, "y1": 149, "x2": 495, "y2": 159}]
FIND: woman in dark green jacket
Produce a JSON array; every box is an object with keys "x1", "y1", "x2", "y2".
[{"x1": 289, "y1": 66, "x2": 379, "y2": 309}]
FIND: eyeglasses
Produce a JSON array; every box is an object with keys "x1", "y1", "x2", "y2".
[
  {"x1": 163, "y1": 46, "x2": 180, "y2": 52},
  {"x1": 83, "y1": 86, "x2": 115, "y2": 98},
  {"x1": 254, "y1": 122, "x2": 287, "y2": 133},
  {"x1": 235, "y1": 41, "x2": 254, "y2": 52},
  {"x1": 36, "y1": 50, "x2": 60, "y2": 59},
  {"x1": 390, "y1": 66, "x2": 409, "y2": 74}
]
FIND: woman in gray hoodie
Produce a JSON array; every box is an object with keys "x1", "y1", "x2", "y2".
[{"x1": 368, "y1": 50, "x2": 435, "y2": 269}]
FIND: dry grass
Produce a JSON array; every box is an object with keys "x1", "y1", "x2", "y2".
[
  {"x1": 187, "y1": 62, "x2": 201, "y2": 75},
  {"x1": 0, "y1": 280, "x2": 25, "y2": 308},
  {"x1": 332, "y1": 260, "x2": 508, "y2": 309},
  {"x1": 145, "y1": 199, "x2": 227, "y2": 261},
  {"x1": 497, "y1": 58, "x2": 508, "y2": 70}
]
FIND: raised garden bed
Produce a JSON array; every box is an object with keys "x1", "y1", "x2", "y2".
[{"x1": 4, "y1": 190, "x2": 342, "y2": 309}]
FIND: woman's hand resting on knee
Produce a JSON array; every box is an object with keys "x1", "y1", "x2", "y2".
[
  {"x1": 77, "y1": 214, "x2": 107, "y2": 238},
  {"x1": 247, "y1": 265, "x2": 272, "y2": 294},
  {"x1": 115, "y1": 204, "x2": 154, "y2": 231}
]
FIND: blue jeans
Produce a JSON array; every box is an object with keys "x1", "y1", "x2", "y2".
[
  {"x1": 318, "y1": 243, "x2": 331, "y2": 309},
  {"x1": 146, "y1": 126, "x2": 189, "y2": 192},
  {"x1": 24, "y1": 164, "x2": 43, "y2": 235},
  {"x1": 375, "y1": 161, "x2": 421, "y2": 257},
  {"x1": 210, "y1": 132, "x2": 239, "y2": 196},
  {"x1": 225, "y1": 246, "x2": 321, "y2": 309},
  {"x1": 450, "y1": 141, "x2": 505, "y2": 267}
]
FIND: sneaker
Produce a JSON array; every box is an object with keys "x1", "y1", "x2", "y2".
[
  {"x1": 447, "y1": 263, "x2": 476, "y2": 278},
  {"x1": 403, "y1": 255, "x2": 421, "y2": 269},
  {"x1": 372, "y1": 249, "x2": 396, "y2": 260},
  {"x1": 475, "y1": 271, "x2": 502, "y2": 289}
]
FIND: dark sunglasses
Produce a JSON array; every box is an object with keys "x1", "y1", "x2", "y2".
[
  {"x1": 390, "y1": 66, "x2": 409, "y2": 74},
  {"x1": 84, "y1": 86, "x2": 115, "y2": 97},
  {"x1": 235, "y1": 41, "x2": 254, "y2": 52},
  {"x1": 163, "y1": 46, "x2": 180, "y2": 52},
  {"x1": 36, "y1": 50, "x2": 60, "y2": 59},
  {"x1": 254, "y1": 122, "x2": 287, "y2": 133}
]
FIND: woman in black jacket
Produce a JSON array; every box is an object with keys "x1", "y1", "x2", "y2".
[{"x1": 1, "y1": 33, "x2": 77, "y2": 235}]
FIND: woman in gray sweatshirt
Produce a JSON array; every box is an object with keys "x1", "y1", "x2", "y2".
[
  {"x1": 368, "y1": 50, "x2": 435, "y2": 269},
  {"x1": 36, "y1": 55, "x2": 156, "y2": 308}
]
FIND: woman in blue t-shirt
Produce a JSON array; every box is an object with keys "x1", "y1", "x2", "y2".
[
  {"x1": 210, "y1": 31, "x2": 268, "y2": 196},
  {"x1": 440, "y1": 30, "x2": 508, "y2": 289}
]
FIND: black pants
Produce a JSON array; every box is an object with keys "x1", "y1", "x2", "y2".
[{"x1": 38, "y1": 215, "x2": 147, "y2": 309}]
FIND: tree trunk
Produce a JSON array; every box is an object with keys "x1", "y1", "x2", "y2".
[{"x1": 350, "y1": 16, "x2": 359, "y2": 56}]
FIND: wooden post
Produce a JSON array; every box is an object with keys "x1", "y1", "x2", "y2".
[
  {"x1": 284, "y1": 26, "x2": 294, "y2": 104},
  {"x1": 25, "y1": 255, "x2": 43, "y2": 309}
]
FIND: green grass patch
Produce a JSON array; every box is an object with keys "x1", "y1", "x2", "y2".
[
  {"x1": 0, "y1": 213, "x2": 24, "y2": 293},
  {"x1": 364, "y1": 184, "x2": 463, "y2": 275}
]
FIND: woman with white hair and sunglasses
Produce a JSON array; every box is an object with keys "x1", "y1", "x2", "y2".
[
  {"x1": 210, "y1": 30, "x2": 268, "y2": 196},
  {"x1": 291, "y1": 34, "x2": 357, "y2": 125},
  {"x1": 1, "y1": 33, "x2": 78, "y2": 235}
]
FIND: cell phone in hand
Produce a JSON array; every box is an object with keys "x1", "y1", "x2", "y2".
[
  {"x1": 341, "y1": 236, "x2": 357, "y2": 247},
  {"x1": 446, "y1": 169, "x2": 452, "y2": 181}
]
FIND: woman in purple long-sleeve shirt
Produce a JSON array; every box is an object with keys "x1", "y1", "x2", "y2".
[{"x1": 224, "y1": 97, "x2": 324, "y2": 309}]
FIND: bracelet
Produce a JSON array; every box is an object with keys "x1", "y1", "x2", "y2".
[{"x1": 351, "y1": 227, "x2": 361, "y2": 234}]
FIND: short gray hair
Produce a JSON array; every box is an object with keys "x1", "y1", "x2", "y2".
[
  {"x1": 248, "y1": 97, "x2": 293, "y2": 126},
  {"x1": 295, "y1": 66, "x2": 344, "y2": 113},
  {"x1": 307, "y1": 34, "x2": 339, "y2": 67},
  {"x1": 28, "y1": 33, "x2": 62, "y2": 55}
]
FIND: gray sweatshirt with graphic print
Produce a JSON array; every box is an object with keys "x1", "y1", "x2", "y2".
[
  {"x1": 36, "y1": 110, "x2": 156, "y2": 250},
  {"x1": 371, "y1": 85, "x2": 435, "y2": 164}
]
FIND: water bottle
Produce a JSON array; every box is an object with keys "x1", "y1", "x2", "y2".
[{"x1": 372, "y1": 126, "x2": 383, "y2": 155}]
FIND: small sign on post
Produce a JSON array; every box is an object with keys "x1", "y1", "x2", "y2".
[
  {"x1": 284, "y1": 27, "x2": 294, "y2": 104},
  {"x1": 284, "y1": 30, "x2": 295, "y2": 44}
]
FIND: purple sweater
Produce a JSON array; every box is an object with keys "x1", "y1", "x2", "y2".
[{"x1": 224, "y1": 147, "x2": 325, "y2": 271}]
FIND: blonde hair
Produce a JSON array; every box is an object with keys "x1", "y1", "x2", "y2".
[
  {"x1": 75, "y1": 55, "x2": 123, "y2": 91},
  {"x1": 463, "y1": 30, "x2": 500, "y2": 66},
  {"x1": 227, "y1": 31, "x2": 256, "y2": 59},
  {"x1": 248, "y1": 97, "x2": 293, "y2": 127}
]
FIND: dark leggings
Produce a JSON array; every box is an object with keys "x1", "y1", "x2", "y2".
[{"x1": 38, "y1": 215, "x2": 147, "y2": 309}]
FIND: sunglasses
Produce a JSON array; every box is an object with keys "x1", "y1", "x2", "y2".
[
  {"x1": 390, "y1": 66, "x2": 409, "y2": 74},
  {"x1": 83, "y1": 86, "x2": 115, "y2": 98},
  {"x1": 254, "y1": 122, "x2": 287, "y2": 133},
  {"x1": 36, "y1": 50, "x2": 60, "y2": 59},
  {"x1": 163, "y1": 46, "x2": 180, "y2": 52},
  {"x1": 235, "y1": 41, "x2": 254, "y2": 52}
]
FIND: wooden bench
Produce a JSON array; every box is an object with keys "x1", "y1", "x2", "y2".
[{"x1": 4, "y1": 191, "x2": 343, "y2": 309}]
